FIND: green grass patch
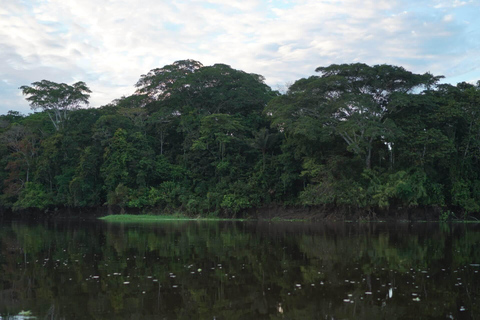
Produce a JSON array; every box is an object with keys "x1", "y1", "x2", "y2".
[
  {"x1": 99, "y1": 214, "x2": 313, "y2": 223},
  {"x1": 98, "y1": 214, "x2": 248, "y2": 223}
]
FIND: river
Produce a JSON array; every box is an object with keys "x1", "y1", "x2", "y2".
[{"x1": 0, "y1": 219, "x2": 479, "y2": 319}]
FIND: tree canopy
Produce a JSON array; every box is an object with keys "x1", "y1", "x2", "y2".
[
  {"x1": 1, "y1": 60, "x2": 480, "y2": 219},
  {"x1": 20, "y1": 80, "x2": 91, "y2": 130}
]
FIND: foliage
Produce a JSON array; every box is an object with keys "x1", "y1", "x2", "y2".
[
  {"x1": 20, "y1": 80, "x2": 91, "y2": 131},
  {"x1": 12, "y1": 182, "x2": 52, "y2": 210},
  {"x1": 2, "y1": 61, "x2": 480, "y2": 218}
]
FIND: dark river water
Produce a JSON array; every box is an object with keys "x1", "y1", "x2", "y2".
[{"x1": 0, "y1": 219, "x2": 479, "y2": 319}]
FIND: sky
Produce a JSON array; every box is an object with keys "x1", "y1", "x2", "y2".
[{"x1": 1, "y1": 0, "x2": 479, "y2": 115}]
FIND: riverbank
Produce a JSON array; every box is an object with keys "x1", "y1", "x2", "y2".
[
  {"x1": 99, "y1": 214, "x2": 249, "y2": 222},
  {"x1": 2, "y1": 204, "x2": 478, "y2": 222}
]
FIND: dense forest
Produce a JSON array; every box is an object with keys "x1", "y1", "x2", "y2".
[{"x1": 1, "y1": 60, "x2": 480, "y2": 219}]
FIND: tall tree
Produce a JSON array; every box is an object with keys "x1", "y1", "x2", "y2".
[
  {"x1": 1, "y1": 124, "x2": 38, "y2": 185},
  {"x1": 268, "y1": 63, "x2": 442, "y2": 169},
  {"x1": 20, "y1": 80, "x2": 91, "y2": 131},
  {"x1": 185, "y1": 63, "x2": 278, "y2": 117},
  {"x1": 135, "y1": 59, "x2": 203, "y2": 105}
]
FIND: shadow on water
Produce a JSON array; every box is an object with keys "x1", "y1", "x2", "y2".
[{"x1": 0, "y1": 219, "x2": 479, "y2": 319}]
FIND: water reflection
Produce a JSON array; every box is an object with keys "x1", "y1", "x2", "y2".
[{"x1": 0, "y1": 220, "x2": 479, "y2": 319}]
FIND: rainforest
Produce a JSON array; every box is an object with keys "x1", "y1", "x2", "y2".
[{"x1": 1, "y1": 60, "x2": 480, "y2": 220}]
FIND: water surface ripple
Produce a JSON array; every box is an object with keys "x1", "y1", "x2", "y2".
[{"x1": 0, "y1": 220, "x2": 478, "y2": 319}]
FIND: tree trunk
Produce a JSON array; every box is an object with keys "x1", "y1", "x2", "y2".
[{"x1": 366, "y1": 138, "x2": 373, "y2": 169}]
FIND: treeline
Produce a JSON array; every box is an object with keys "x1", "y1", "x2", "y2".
[{"x1": 1, "y1": 60, "x2": 480, "y2": 218}]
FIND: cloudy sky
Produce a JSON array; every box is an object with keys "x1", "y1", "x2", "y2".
[{"x1": 1, "y1": 0, "x2": 479, "y2": 115}]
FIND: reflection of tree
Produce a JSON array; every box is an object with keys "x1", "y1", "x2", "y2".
[{"x1": 0, "y1": 222, "x2": 478, "y2": 319}]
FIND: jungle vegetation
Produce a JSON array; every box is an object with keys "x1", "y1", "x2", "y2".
[{"x1": 1, "y1": 60, "x2": 480, "y2": 218}]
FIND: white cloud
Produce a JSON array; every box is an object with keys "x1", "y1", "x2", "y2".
[
  {"x1": 434, "y1": 0, "x2": 473, "y2": 8},
  {"x1": 443, "y1": 14, "x2": 454, "y2": 21},
  {"x1": 0, "y1": 0, "x2": 479, "y2": 114}
]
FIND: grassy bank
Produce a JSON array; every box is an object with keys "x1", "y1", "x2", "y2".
[
  {"x1": 98, "y1": 214, "x2": 250, "y2": 223},
  {"x1": 99, "y1": 213, "x2": 480, "y2": 224}
]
